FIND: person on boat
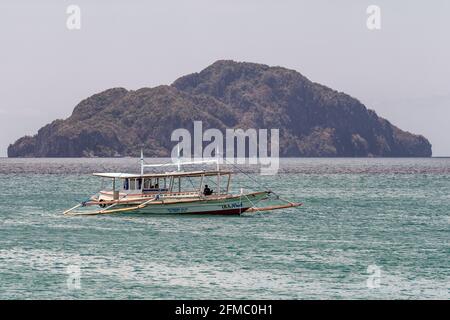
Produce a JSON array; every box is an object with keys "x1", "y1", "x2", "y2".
[
  {"x1": 203, "y1": 185, "x2": 213, "y2": 196},
  {"x1": 154, "y1": 183, "x2": 159, "y2": 190}
]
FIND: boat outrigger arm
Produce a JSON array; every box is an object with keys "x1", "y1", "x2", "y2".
[{"x1": 63, "y1": 153, "x2": 302, "y2": 216}]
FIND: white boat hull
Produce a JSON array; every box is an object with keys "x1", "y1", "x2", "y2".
[
  {"x1": 114, "y1": 192, "x2": 268, "y2": 215},
  {"x1": 63, "y1": 192, "x2": 271, "y2": 216}
]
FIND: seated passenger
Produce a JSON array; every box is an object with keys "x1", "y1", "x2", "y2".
[{"x1": 203, "y1": 185, "x2": 213, "y2": 196}]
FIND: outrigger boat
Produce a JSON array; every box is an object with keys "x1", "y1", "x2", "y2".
[{"x1": 63, "y1": 153, "x2": 301, "y2": 216}]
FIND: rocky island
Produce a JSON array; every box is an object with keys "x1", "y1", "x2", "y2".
[{"x1": 8, "y1": 60, "x2": 432, "y2": 157}]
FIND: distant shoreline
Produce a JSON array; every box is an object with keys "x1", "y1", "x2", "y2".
[{"x1": 1, "y1": 156, "x2": 449, "y2": 159}]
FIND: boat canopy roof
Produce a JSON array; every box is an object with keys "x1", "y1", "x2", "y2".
[{"x1": 93, "y1": 170, "x2": 232, "y2": 179}]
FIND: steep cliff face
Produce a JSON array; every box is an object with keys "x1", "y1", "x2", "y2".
[
  {"x1": 173, "y1": 60, "x2": 431, "y2": 157},
  {"x1": 8, "y1": 60, "x2": 432, "y2": 157}
]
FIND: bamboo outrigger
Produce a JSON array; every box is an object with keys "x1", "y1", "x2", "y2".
[{"x1": 63, "y1": 152, "x2": 302, "y2": 216}]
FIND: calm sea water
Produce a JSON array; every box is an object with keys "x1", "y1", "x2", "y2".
[{"x1": 0, "y1": 158, "x2": 449, "y2": 299}]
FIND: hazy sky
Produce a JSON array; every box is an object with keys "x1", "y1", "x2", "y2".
[{"x1": 1, "y1": 0, "x2": 449, "y2": 156}]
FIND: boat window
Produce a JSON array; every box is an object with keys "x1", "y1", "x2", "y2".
[
  {"x1": 144, "y1": 178, "x2": 152, "y2": 189},
  {"x1": 129, "y1": 179, "x2": 136, "y2": 190},
  {"x1": 123, "y1": 178, "x2": 129, "y2": 190}
]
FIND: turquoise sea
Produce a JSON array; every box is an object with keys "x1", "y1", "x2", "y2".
[{"x1": 0, "y1": 158, "x2": 449, "y2": 299}]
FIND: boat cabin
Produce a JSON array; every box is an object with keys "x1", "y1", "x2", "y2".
[{"x1": 93, "y1": 170, "x2": 233, "y2": 199}]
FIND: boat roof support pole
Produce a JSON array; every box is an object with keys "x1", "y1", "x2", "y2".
[
  {"x1": 216, "y1": 146, "x2": 220, "y2": 171},
  {"x1": 140, "y1": 149, "x2": 144, "y2": 176},
  {"x1": 199, "y1": 174, "x2": 204, "y2": 194},
  {"x1": 217, "y1": 172, "x2": 221, "y2": 196}
]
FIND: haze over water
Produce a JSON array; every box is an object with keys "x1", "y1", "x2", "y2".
[
  {"x1": 0, "y1": 158, "x2": 449, "y2": 299},
  {"x1": 1, "y1": 1, "x2": 450, "y2": 156}
]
